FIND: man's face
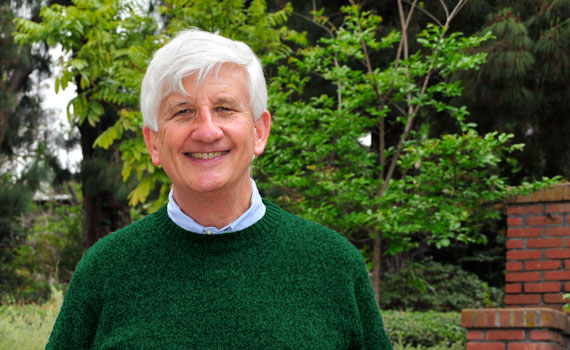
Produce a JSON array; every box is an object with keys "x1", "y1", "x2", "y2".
[{"x1": 143, "y1": 64, "x2": 271, "y2": 199}]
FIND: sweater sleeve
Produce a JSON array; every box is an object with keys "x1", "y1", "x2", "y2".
[
  {"x1": 354, "y1": 265, "x2": 393, "y2": 350},
  {"x1": 46, "y1": 248, "x2": 104, "y2": 350}
]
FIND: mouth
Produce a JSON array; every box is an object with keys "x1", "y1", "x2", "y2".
[{"x1": 185, "y1": 151, "x2": 229, "y2": 160}]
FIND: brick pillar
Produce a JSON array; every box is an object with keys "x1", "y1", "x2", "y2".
[
  {"x1": 463, "y1": 184, "x2": 570, "y2": 349},
  {"x1": 462, "y1": 308, "x2": 570, "y2": 350},
  {"x1": 506, "y1": 184, "x2": 570, "y2": 310}
]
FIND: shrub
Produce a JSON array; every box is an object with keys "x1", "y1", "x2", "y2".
[
  {"x1": 383, "y1": 310, "x2": 465, "y2": 349},
  {"x1": 380, "y1": 259, "x2": 504, "y2": 311},
  {"x1": 3, "y1": 202, "x2": 84, "y2": 304}
]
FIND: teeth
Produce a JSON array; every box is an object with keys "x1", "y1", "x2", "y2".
[{"x1": 186, "y1": 151, "x2": 228, "y2": 159}]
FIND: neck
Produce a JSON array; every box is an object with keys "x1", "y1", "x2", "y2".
[{"x1": 172, "y1": 177, "x2": 253, "y2": 229}]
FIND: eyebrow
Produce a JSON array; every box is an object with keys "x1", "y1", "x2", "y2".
[
  {"x1": 214, "y1": 95, "x2": 240, "y2": 106},
  {"x1": 164, "y1": 101, "x2": 192, "y2": 115}
]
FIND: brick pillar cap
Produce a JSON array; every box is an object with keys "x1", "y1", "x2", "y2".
[
  {"x1": 507, "y1": 183, "x2": 570, "y2": 204},
  {"x1": 462, "y1": 308, "x2": 570, "y2": 334}
]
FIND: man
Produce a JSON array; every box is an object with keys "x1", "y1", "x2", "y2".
[{"x1": 47, "y1": 29, "x2": 392, "y2": 349}]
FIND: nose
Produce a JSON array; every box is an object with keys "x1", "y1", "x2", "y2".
[{"x1": 190, "y1": 107, "x2": 223, "y2": 143}]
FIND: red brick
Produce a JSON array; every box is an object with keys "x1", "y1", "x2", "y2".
[
  {"x1": 509, "y1": 205, "x2": 544, "y2": 215},
  {"x1": 506, "y1": 272, "x2": 541, "y2": 282},
  {"x1": 525, "y1": 260, "x2": 561, "y2": 270},
  {"x1": 513, "y1": 309, "x2": 525, "y2": 326},
  {"x1": 544, "y1": 293, "x2": 565, "y2": 304},
  {"x1": 546, "y1": 227, "x2": 570, "y2": 236},
  {"x1": 467, "y1": 330, "x2": 485, "y2": 340},
  {"x1": 488, "y1": 310, "x2": 498, "y2": 327},
  {"x1": 487, "y1": 329, "x2": 525, "y2": 340},
  {"x1": 538, "y1": 309, "x2": 567, "y2": 329},
  {"x1": 467, "y1": 343, "x2": 504, "y2": 350},
  {"x1": 507, "y1": 251, "x2": 542, "y2": 260},
  {"x1": 566, "y1": 260, "x2": 570, "y2": 269},
  {"x1": 527, "y1": 238, "x2": 563, "y2": 248},
  {"x1": 474, "y1": 310, "x2": 487, "y2": 327},
  {"x1": 508, "y1": 227, "x2": 543, "y2": 238},
  {"x1": 507, "y1": 262, "x2": 523, "y2": 271},
  {"x1": 545, "y1": 270, "x2": 570, "y2": 280},
  {"x1": 505, "y1": 294, "x2": 541, "y2": 305},
  {"x1": 546, "y1": 249, "x2": 570, "y2": 259},
  {"x1": 506, "y1": 283, "x2": 522, "y2": 293},
  {"x1": 546, "y1": 203, "x2": 570, "y2": 213},
  {"x1": 461, "y1": 309, "x2": 474, "y2": 327},
  {"x1": 508, "y1": 216, "x2": 524, "y2": 226},
  {"x1": 509, "y1": 343, "x2": 554, "y2": 350},
  {"x1": 527, "y1": 215, "x2": 564, "y2": 226},
  {"x1": 530, "y1": 329, "x2": 555, "y2": 340},
  {"x1": 500, "y1": 310, "x2": 511, "y2": 327},
  {"x1": 507, "y1": 239, "x2": 524, "y2": 249},
  {"x1": 524, "y1": 282, "x2": 561, "y2": 293}
]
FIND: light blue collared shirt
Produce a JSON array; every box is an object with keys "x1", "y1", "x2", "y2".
[{"x1": 167, "y1": 178, "x2": 266, "y2": 234}]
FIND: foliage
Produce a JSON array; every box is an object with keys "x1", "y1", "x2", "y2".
[
  {"x1": 1, "y1": 0, "x2": 69, "y2": 293},
  {"x1": 0, "y1": 177, "x2": 33, "y2": 302},
  {"x1": 0, "y1": 288, "x2": 61, "y2": 350},
  {"x1": 380, "y1": 259, "x2": 503, "y2": 312},
  {"x1": 14, "y1": 0, "x2": 562, "y2": 301},
  {"x1": 8, "y1": 201, "x2": 83, "y2": 304},
  {"x1": 1, "y1": 0, "x2": 49, "y2": 160},
  {"x1": 0, "y1": 189, "x2": 83, "y2": 304},
  {"x1": 457, "y1": 0, "x2": 570, "y2": 180},
  {"x1": 256, "y1": 2, "x2": 560, "y2": 298},
  {"x1": 563, "y1": 293, "x2": 570, "y2": 313},
  {"x1": 383, "y1": 309, "x2": 465, "y2": 349}
]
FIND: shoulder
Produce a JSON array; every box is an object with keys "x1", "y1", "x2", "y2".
[
  {"x1": 79, "y1": 206, "x2": 172, "y2": 269},
  {"x1": 263, "y1": 199, "x2": 365, "y2": 266}
]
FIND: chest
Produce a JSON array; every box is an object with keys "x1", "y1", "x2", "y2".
[{"x1": 92, "y1": 251, "x2": 360, "y2": 349}]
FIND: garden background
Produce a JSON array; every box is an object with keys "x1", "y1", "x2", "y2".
[{"x1": 1, "y1": 0, "x2": 568, "y2": 349}]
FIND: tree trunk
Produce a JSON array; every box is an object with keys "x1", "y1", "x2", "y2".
[
  {"x1": 372, "y1": 236, "x2": 382, "y2": 304},
  {"x1": 78, "y1": 109, "x2": 130, "y2": 249}
]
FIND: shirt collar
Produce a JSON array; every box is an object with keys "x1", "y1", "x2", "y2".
[{"x1": 166, "y1": 178, "x2": 266, "y2": 234}]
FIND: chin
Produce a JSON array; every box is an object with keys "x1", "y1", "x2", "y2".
[{"x1": 189, "y1": 178, "x2": 228, "y2": 194}]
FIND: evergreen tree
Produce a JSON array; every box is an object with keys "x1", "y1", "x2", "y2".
[
  {"x1": 0, "y1": 0, "x2": 55, "y2": 300},
  {"x1": 458, "y1": 0, "x2": 570, "y2": 181}
]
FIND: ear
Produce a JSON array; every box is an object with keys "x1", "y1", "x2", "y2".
[
  {"x1": 143, "y1": 126, "x2": 162, "y2": 167},
  {"x1": 253, "y1": 110, "x2": 271, "y2": 156}
]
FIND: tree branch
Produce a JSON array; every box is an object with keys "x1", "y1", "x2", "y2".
[
  {"x1": 378, "y1": 0, "x2": 468, "y2": 197},
  {"x1": 401, "y1": 0, "x2": 443, "y2": 27}
]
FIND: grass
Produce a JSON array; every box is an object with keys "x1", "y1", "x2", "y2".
[{"x1": 0, "y1": 289, "x2": 61, "y2": 350}]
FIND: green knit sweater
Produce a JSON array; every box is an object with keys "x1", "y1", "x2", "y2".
[{"x1": 47, "y1": 200, "x2": 392, "y2": 349}]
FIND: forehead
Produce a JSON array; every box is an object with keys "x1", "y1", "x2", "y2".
[{"x1": 162, "y1": 64, "x2": 249, "y2": 104}]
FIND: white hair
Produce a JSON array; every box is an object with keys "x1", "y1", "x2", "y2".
[{"x1": 140, "y1": 29, "x2": 267, "y2": 131}]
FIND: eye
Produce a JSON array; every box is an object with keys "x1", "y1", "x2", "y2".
[
  {"x1": 175, "y1": 108, "x2": 191, "y2": 116},
  {"x1": 215, "y1": 106, "x2": 232, "y2": 113},
  {"x1": 171, "y1": 108, "x2": 195, "y2": 120}
]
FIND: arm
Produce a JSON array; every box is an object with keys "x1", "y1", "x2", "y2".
[{"x1": 354, "y1": 266, "x2": 393, "y2": 350}]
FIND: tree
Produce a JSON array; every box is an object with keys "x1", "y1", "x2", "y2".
[
  {"x1": 14, "y1": 0, "x2": 159, "y2": 247},
  {"x1": 457, "y1": 0, "x2": 570, "y2": 181},
  {"x1": 255, "y1": 1, "x2": 558, "y2": 301},
  {"x1": 0, "y1": 0, "x2": 59, "y2": 301}
]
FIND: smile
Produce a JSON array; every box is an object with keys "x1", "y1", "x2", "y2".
[{"x1": 185, "y1": 151, "x2": 229, "y2": 159}]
